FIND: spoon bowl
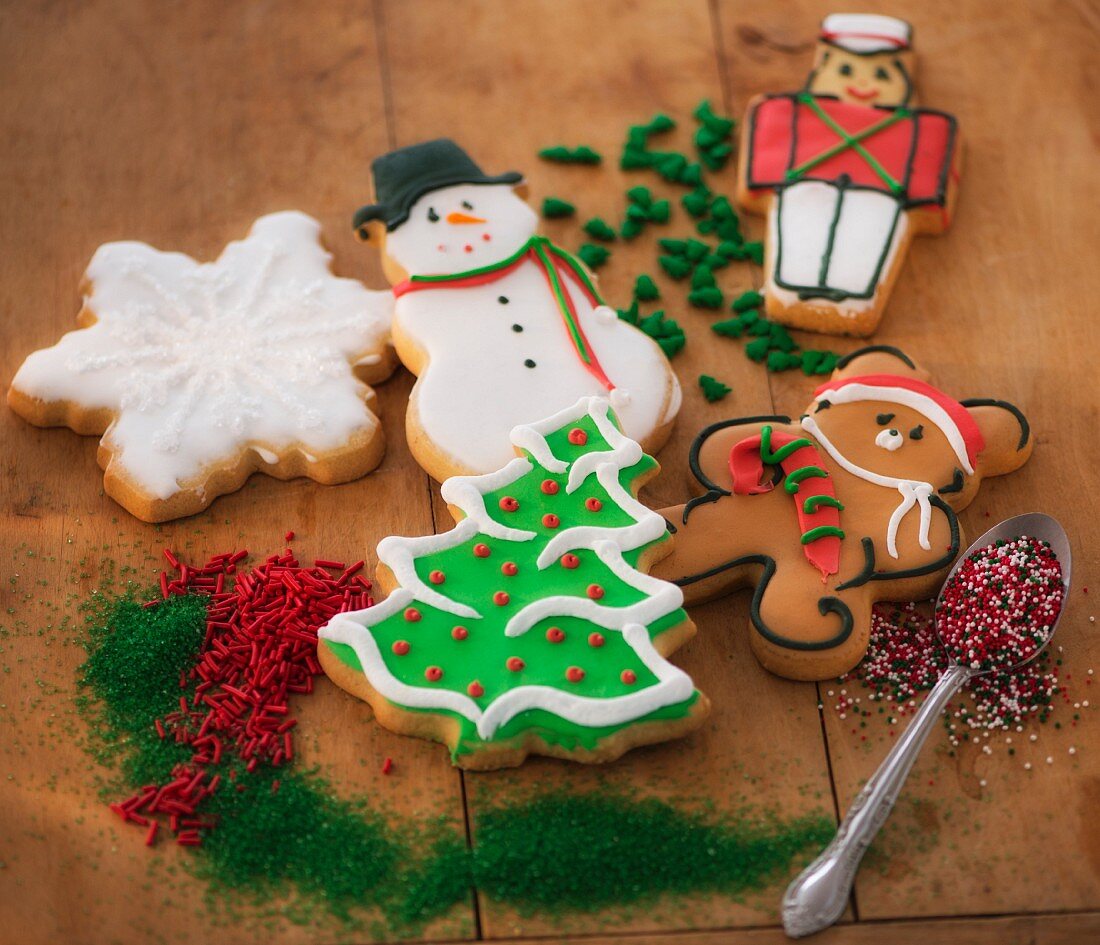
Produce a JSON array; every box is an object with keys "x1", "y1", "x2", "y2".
[{"x1": 934, "y1": 512, "x2": 1072, "y2": 675}]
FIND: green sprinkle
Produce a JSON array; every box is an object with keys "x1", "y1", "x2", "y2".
[
  {"x1": 767, "y1": 350, "x2": 805, "y2": 372},
  {"x1": 582, "y1": 217, "x2": 617, "y2": 242},
  {"x1": 539, "y1": 145, "x2": 602, "y2": 165},
  {"x1": 682, "y1": 187, "x2": 712, "y2": 218},
  {"x1": 620, "y1": 217, "x2": 645, "y2": 239},
  {"x1": 711, "y1": 317, "x2": 744, "y2": 338},
  {"x1": 733, "y1": 290, "x2": 765, "y2": 312},
  {"x1": 638, "y1": 310, "x2": 685, "y2": 358},
  {"x1": 688, "y1": 287, "x2": 724, "y2": 309},
  {"x1": 577, "y1": 243, "x2": 610, "y2": 269},
  {"x1": 634, "y1": 274, "x2": 660, "y2": 301},
  {"x1": 691, "y1": 266, "x2": 717, "y2": 290},
  {"x1": 617, "y1": 300, "x2": 641, "y2": 325},
  {"x1": 699, "y1": 374, "x2": 732, "y2": 402},
  {"x1": 659, "y1": 255, "x2": 693, "y2": 280},
  {"x1": 541, "y1": 197, "x2": 576, "y2": 219},
  {"x1": 658, "y1": 238, "x2": 689, "y2": 256},
  {"x1": 745, "y1": 336, "x2": 771, "y2": 362}
]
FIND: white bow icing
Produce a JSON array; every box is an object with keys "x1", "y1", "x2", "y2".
[{"x1": 802, "y1": 416, "x2": 935, "y2": 559}]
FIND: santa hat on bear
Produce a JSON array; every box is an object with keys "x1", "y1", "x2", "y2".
[
  {"x1": 813, "y1": 373, "x2": 984, "y2": 474},
  {"x1": 820, "y1": 13, "x2": 912, "y2": 55}
]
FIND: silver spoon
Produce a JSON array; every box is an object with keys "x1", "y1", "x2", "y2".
[{"x1": 782, "y1": 513, "x2": 1072, "y2": 939}]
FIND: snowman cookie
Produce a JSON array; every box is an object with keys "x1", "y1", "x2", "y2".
[
  {"x1": 8, "y1": 212, "x2": 396, "y2": 522},
  {"x1": 353, "y1": 139, "x2": 682, "y2": 482}
]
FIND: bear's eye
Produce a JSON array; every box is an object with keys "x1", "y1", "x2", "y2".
[
  {"x1": 875, "y1": 428, "x2": 904, "y2": 452},
  {"x1": 839, "y1": 63, "x2": 853, "y2": 77},
  {"x1": 876, "y1": 413, "x2": 895, "y2": 426},
  {"x1": 910, "y1": 425, "x2": 924, "y2": 440},
  {"x1": 461, "y1": 200, "x2": 473, "y2": 210},
  {"x1": 874, "y1": 66, "x2": 890, "y2": 81},
  {"x1": 427, "y1": 207, "x2": 439, "y2": 222}
]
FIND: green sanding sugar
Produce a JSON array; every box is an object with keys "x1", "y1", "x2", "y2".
[{"x1": 470, "y1": 792, "x2": 832, "y2": 912}]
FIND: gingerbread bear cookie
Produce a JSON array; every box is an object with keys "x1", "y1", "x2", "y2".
[
  {"x1": 319, "y1": 397, "x2": 708, "y2": 770},
  {"x1": 737, "y1": 14, "x2": 961, "y2": 336},
  {"x1": 8, "y1": 212, "x2": 396, "y2": 522},
  {"x1": 653, "y1": 347, "x2": 1032, "y2": 681},
  {"x1": 352, "y1": 138, "x2": 682, "y2": 483}
]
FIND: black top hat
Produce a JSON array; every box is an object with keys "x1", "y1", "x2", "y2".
[{"x1": 353, "y1": 139, "x2": 523, "y2": 233}]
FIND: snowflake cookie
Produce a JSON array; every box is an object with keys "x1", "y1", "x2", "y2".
[
  {"x1": 318, "y1": 397, "x2": 708, "y2": 770},
  {"x1": 8, "y1": 211, "x2": 396, "y2": 521}
]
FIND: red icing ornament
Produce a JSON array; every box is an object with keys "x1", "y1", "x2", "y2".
[
  {"x1": 621, "y1": 669, "x2": 637, "y2": 684},
  {"x1": 451, "y1": 626, "x2": 469, "y2": 641},
  {"x1": 546, "y1": 626, "x2": 566, "y2": 643},
  {"x1": 425, "y1": 666, "x2": 443, "y2": 682},
  {"x1": 588, "y1": 632, "x2": 605, "y2": 648},
  {"x1": 501, "y1": 561, "x2": 519, "y2": 576},
  {"x1": 474, "y1": 543, "x2": 491, "y2": 558},
  {"x1": 585, "y1": 497, "x2": 603, "y2": 512},
  {"x1": 499, "y1": 496, "x2": 519, "y2": 512},
  {"x1": 404, "y1": 607, "x2": 421, "y2": 622},
  {"x1": 542, "y1": 513, "x2": 560, "y2": 528},
  {"x1": 506, "y1": 656, "x2": 525, "y2": 672},
  {"x1": 467, "y1": 680, "x2": 484, "y2": 697},
  {"x1": 561, "y1": 553, "x2": 580, "y2": 569},
  {"x1": 587, "y1": 584, "x2": 605, "y2": 600},
  {"x1": 493, "y1": 590, "x2": 510, "y2": 606},
  {"x1": 541, "y1": 479, "x2": 560, "y2": 495},
  {"x1": 429, "y1": 570, "x2": 446, "y2": 585},
  {"x1": 568, "y1": 428, "x2": 588, "y2": 445},
  {"x1": 566, "y1": 666, "x2": 585, "y2": 683},
  {"x1": 392, "y1": 640, "x2": 410, "y2": 656}
]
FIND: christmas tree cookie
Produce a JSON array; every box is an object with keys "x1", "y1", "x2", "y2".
[{"x1": 319, "y1": 397, "x2": 708, "y2": 769}]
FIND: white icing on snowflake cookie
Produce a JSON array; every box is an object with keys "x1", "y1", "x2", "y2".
[{"x1": 7, "y1": 211, "x2": 396, "y2": 521}]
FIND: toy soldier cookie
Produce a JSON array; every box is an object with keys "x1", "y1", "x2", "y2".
[{"x1": 737, "y1": 14, "x2": 961, "y2": 337}]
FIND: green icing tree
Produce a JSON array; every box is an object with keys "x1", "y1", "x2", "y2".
[{"x1": 320, "y1": 398, "x2": 704, "y2": 767}]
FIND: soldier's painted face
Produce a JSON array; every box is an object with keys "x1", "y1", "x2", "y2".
[{"x1": 807, "y1": 48, "x2": 912, "y2": 108}]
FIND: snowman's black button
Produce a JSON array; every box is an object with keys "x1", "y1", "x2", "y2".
[
  {"x1": 498, "y1": 295, "x2": 509, "y2": 304},
  {"x1": 524, "y1": 359, "x2": 536, "y2": 368},
  {"x1": 512, "y1": 324, "x2": 523, "y2": 332}
]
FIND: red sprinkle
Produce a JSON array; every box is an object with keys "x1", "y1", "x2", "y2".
[
  {"x1": 561, "y1": 553, "x2": 580, "y2": 569},
  {"x1": 546, "y1": 626, "x2": 566, "y2": 643},
  {"x1": 568, "y1": 428, "x2": 588, "y2": 445},
  {"x1": 392, "y1": 640, "x2": 411, "y2": 656},
  {"x1": 451, "y1": 626, "x2": 469, "y2": 641},
  {"x1": 541, "y1": 479, "x2": 560, "y2": 495},
  {"x1": 381, "y1": 757, "x2": 394, "y2": 775},
  {"x1": 621, "y1": 670, "x2": 637, "y2": 684},
  {"x1": 493, "y1": 591, "x2": 510, "y2": 606},
  {"x1": 587, "y1": 584, "x2": 605, "y2": 600},
  {"x1": 585, "y1": 498, "x2": 603, "y2": 512},
  {"x1": 501, "y1": 562, "x2": 519, "y2": 576},
  {"x1": 429, "y1": 570, "x2": 446, "y2": 585},
  {"x1": 499, "y1": 496, "x2": 519, "y2": 512},
  {"x1": 588, "y1": 632, "x2": 605, "y2": 648},
  {"x1": 566, "y1": 666, "x2": 585, "y2": 683},
  {"x1": 425, "y1": 666, "x2": 443, "y2": 682},
  {"x1": 474, "y1": 543, "x2": 491, "y2": 558},
  {"x1": 542, "y1": 513, "x2": 560, "y2": 529},
  {"x1": 467, "y1": 681, "x2": 484, "y2": 698},
  {"x1": 506, "y1": 656, "x2": 525, "y2": 672}
]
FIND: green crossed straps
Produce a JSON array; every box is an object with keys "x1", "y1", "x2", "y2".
[{"x1": 784, "y1": 93, "x2": 909, "y2": 196}]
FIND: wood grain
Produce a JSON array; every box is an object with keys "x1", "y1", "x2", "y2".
[{"x1": 1, "y1": 0, "x2": 1098, "y2": 942}]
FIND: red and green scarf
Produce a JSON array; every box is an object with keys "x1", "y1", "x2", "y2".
[
  {"x1": 729, "y1": 425, "x2": 845, "y2": 579},
  {"x1": 393, "y1": 236, "x2": 614, "y2": 391}
]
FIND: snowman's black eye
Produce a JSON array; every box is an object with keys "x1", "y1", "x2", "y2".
[
  {"x1": 910, "y1": 425, "x2": 924, "y2": 440},
  {"x1": 876, "y1": 413, "x2": 895, "y2": 425},
  {"x1": 461, "y1": 200, "x2": 473, "y2": 210},
  {"x1": 874, "y1": 66, "x2": 890, "y2": 81},
  {"x1": 427, "y1": 207, "x2": 439, "y2": 222},
  {"x1": 839, "y1": 63, "x2": 853, "y2": 77}
]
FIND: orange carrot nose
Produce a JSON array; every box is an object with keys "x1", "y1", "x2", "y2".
[{"x1": 446, "y1": 211, "x2": 487, "y2": 224}]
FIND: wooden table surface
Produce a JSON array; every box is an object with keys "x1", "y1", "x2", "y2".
[{"x1": 2, "y1": 2, "x2": 1098, "y2": 943}]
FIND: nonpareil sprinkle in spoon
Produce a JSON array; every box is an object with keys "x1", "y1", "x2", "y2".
[{"x1": 782, "y1": 513, "x2": 1071, "y2": 939}]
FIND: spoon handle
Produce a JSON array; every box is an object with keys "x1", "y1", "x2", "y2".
[{"x1": 782, "y1": 663, "x2": 971, "y2": 938}]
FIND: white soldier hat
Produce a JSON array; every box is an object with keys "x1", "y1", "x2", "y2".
[{"x1": 820, "y1": 13, "x2": 912, "y2": 54}]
